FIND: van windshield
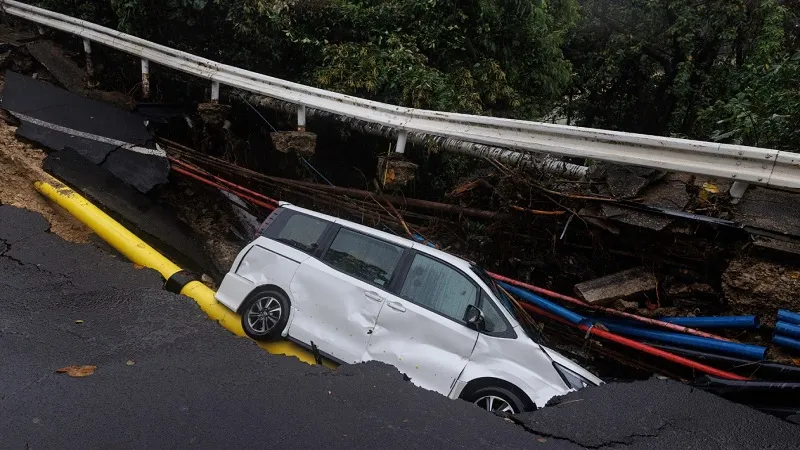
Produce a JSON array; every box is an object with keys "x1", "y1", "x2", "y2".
[{"x1": 471, "y1": 265, "x2": 542, "y2": 342}]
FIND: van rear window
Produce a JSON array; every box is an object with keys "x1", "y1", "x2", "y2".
[{"x1": 273, "y1": 213, "x2": 329, "y2": 254}]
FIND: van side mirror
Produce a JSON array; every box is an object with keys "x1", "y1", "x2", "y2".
[{"x1": 464, "y1": 304, "x2": 485, "y2": 331}]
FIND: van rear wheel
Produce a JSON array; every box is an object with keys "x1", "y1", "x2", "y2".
[{"x1": 240, "y1": 288, "x2": 290, "y2": 340}]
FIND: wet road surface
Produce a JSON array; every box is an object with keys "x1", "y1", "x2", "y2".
[{"x1": 1, "y1": 205, "x2": 798, "y2": 448}]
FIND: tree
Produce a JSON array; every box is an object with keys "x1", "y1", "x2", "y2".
[{"x1": 562, "y1": 0, "x2": 789, "y2": 139}]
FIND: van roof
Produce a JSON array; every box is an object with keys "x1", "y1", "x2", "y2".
[{"x1": 280, "y1": 202, "x2": 471, "y2": 270}]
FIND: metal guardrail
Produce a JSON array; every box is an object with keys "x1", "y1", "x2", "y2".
[{"x1": 4, "y1": 0, "x2": 800, "y2": 189}]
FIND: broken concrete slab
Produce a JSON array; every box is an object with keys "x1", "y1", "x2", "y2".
[
  {"x1": 42, "y1": 148, "x2": 215, "y2": 277},
  {"x1": 604, "y1": 165, "x2": 661, "y2": 198},
  {"x1": 270, "y1": 130, "x2": 317, "y2": 155},
  {"x1": 378, "y1": 155, "x2": 418, "y2": 189},
  {"x1": 197, "y1": 102, "x2": 231, "y2": 127},
  {"x1": 1, "y1": 71, "x2": 168, "y2": 193},
  {"x1": 601, "y1": 173, "x2": 692, "y2": 231},
  {"x1": 574, "y1": 268, "x2": 657, "y2": 306},
  {"x1": 25, "y1": 40, "x2": 85, "y2": 92},
  {"x1": 738, "y1": 186, "x2": 800, "y2": 238}
]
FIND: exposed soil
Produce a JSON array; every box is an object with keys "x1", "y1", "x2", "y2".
[
  {"x1": 0, "y1": 120, "x2": 90, "y2": 243},
  {"x1": 154, "y1": 177, "x2": 246, "y2": 279},
  {"x1": 723, "y1": 256, "x2": 800, "y2": 326}
]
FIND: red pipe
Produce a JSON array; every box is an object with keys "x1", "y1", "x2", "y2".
[
  {"x1": 518, "y1": 302, "x2": 749, "y2": 380},
  {"x1": 171, "y1": 165, "x2": 276, "y2": 211},
  {"x1": 169, "y1": 157, "x2": 279, "y2": 206},
  {"x1": 490, "y1": 272, "x2": 733, "y2": 342}
]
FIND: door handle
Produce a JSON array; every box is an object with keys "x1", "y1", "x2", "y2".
[
  {"x1": 364, "y1": 291, "x2": 384, "y2": 302},
  {"x1": 386, "y1": 301, "x2": 406, "y2": 312}
]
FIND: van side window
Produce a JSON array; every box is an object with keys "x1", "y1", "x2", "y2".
[
  {"x1": 480, "y1": 292, "x2": 509, "y2": 334},
  {"x1": 322, "y1": 228, "x2": 404, "y2": 288},
  {"x1": 274, "y1": 213, "x2": 329, "y2": 254},
  {"x1": 400, "y1": 254, "x2": 477, "y2": 322}
]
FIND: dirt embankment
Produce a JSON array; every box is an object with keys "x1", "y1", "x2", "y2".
[
  {"x1": 723, "y1": 256, "x2": 800, "y2": 326},
  {"x1": 0, "y1": 121, "x2": 90, "y2": 243}
]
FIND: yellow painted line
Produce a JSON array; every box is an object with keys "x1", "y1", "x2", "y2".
[{"x1": 35, "y1": 177, "x2": 334, "y2": 368}]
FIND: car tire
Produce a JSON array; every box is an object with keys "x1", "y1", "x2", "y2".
[
  {"x1": 467, "y1": 386, "x2": 530, "y2": 415},
  {"x1": 240, "y1": 288, "x2": 290, "y2": 341}
]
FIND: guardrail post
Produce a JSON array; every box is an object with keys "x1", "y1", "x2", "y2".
[
  {"x1": 141, "y1": 59, "x2": 150, "y2": 99},
  {"x1": 297, "y1": 105, "x2": 307, "y2": 131},
  {"x1": 730, "y1": 181, "x2": 749, "y2": 204},
  {"x1": 395, "y1": 130, "x2": 408, "y2": 154},
  {"x1": 82, "y1": 39, "x2": 96, "y2": 87},
  {"x1": 211, "y1": 81, "x2": 220, "y2": 102}
]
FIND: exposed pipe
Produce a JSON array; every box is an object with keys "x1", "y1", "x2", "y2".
[
  {"x1": 489, "y1": 272, "x2": 733, "y2": 342},
  {"x1": 600, "y1": 322, "x2": 767, "y2": 361},
  {"x1": 778, "y1": 310, "x2": 800, "y2": 326},
  {"x1": 501, "y1": 283, "x2": 588, "y2": 325},
  {"x1": 696, "y1": 375, "x2": 800, "y2": 396},
  {"x1": 169, "y1": 157, "x2": 279, "y2": 206},
  {"x1": 239, "y1": 93, "x2": 589, "y2": 179},
  {"x1": 505, "y1": 283, "x2": 749, "y2": 380},
  {"x1": 171, "y1": 165, "x2": 276, "y2": 211},
  {"x1": 651, "y1": 343, "x2": 800, "y2": 381},
  {"x1": 774, "y1": 335, "x2": 800, "y2": 353},
  {"x1": 659, "y1": 316, "x2": 760, "y2": 329},
  {"x1": 775, "y1": 321, "x2": 800, "y2": 340}
]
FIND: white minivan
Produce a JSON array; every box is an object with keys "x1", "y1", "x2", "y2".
[{"x1": 215, "y1": 203, "x2": 602, "y2": 413}]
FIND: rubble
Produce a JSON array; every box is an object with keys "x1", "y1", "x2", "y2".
[
  {"x1": 377, "y1": 154, "x2": 418, "y2": 189},
  {"x1": 574, "y1": 268, "x2": 658, "y2": 306},
  {"x1": 270, "y1": 130, "x2": 317, "y2": 155},
  {"x1": 197, "y1": 102, "x2": 231, "y2": 128}
]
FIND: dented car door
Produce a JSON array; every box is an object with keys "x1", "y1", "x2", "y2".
[
  {"x1": 289, "y1": 226, "x2": 406, "y2": 364},
  {"x1": 365, "y1": 251, "x2": 480, "y2": 395}
]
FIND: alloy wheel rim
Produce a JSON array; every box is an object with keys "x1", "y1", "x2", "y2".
[
  {"x1": 246, "y1": 296, "x2": 281, "y2": 334},
  {"x1": 474, "y1": 395, "x2": 515, "y2": 414}
]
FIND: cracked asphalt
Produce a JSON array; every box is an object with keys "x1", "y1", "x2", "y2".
[{"x1": 2, "y1": 205, "x2": 799, "y2": 449}]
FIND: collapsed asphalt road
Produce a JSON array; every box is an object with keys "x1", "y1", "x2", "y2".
[{"x1": 1, "y1": 205, "x2": 799, "y2": 449}]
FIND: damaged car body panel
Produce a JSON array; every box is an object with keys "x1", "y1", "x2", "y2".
[{"x1": 215, "y1": 203, "x2": 603, "y2": 412}]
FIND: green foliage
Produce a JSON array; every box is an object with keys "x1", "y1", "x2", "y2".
[
  {"x1": 562, "y1": 0, "x2": 792, "y2": 140},
  {"x1": 697, "y1": 53, "x2": 800, "y2": 149}
]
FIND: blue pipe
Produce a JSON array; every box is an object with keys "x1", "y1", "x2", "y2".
[
  {"x1": 500, "y1": 283, "x2": 588, "y2": 325},
  {"x1": 774, "y1": 335, "x2": 800, "y2": 353},
  {"x1": 599, "y1": 322, "x2": 767, "y2": 361},
  {"x1": 778, "y1": 309, "x2": 800, "y2": 325},
  {"x1": 658, "y1": 315, "x2": 760, "y2": 329},
  {"x1": 776, "y1": 321, "x2": 800, "y2": 340}
]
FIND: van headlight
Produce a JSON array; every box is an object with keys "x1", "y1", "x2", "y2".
[{"x1": 553, "y1": 362, "x2": 596, "y2": 390}]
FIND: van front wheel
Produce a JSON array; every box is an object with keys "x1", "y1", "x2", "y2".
[
  {"x1": 240, "y1": 288, "x2": 290, "y2": 340},
  {"x1": 468, "y1": 387, "x2": 527, "y2": 415}
]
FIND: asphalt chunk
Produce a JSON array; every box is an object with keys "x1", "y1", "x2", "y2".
[{"x1": 515, "y1": 378, "x2": 800, "y2": 449}]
